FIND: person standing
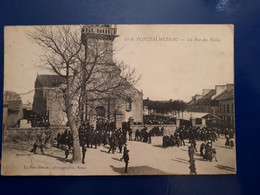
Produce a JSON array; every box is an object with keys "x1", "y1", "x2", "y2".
[
  {"x1": 118, "y1": 135, "x2": 123, "y2": 153},
  {"x1": 230, "y1": 139, "x2": 234, "y2": 149},
  {"x1": 225, "y1": 134, "x2": 230, "y2": 148},
  {"x1": 64, "y1": 146, "x2": 69, "y2": 162},
  {"x1": 200, "y1": 142, "x2": 206, "y2": 157},
  {"x1": 38, "y1": 137, "x2": 45, "y2": 154},
  {"x1": 30, "y1": 141, "x2": 38, "y2": 154},
  {"x1": 129, "y1": 129, "x2": 132, "y2": 141},
  {"x1": 188, "y1": 145, "x2": 197, "y2": 175},
  {"x1": 108, "y1": 135, "x2": 115, "y2": 154},
  {"x1": 135, "y1": 129, "x2": 139, "y2": 141},
  {"x1": 82, "y1": 144, "x2": 87, "y2": 164},
  {"x1": 191, "y1": 139, "x2": 197, "y2": 152},
  {"x1": 120, "y1": 144, "x2": 128, "y2": 160},
  {"x1": 57, "y1": 132, "x2": 61, "y2": 148},
  {"x1": 148, "y1": 132, "x2": 152, "y2": 144},
  {"x1": 123, "y1": 149, "x2": 129, "y2": 173},
  {"x1": 180, "y1": 130, "x2": 185, "y2": 146}
]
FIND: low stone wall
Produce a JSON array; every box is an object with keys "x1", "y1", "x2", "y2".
[
  {"x1": 130, "y1": 125, "x2": 177, "y2": 135},
  {"x1": 3, "y1": 127, "x2": 70, "y2": 143}
]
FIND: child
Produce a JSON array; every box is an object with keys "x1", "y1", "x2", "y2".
[{"x1": 212, "y1": 148, "x2": 217, "y2": 162}]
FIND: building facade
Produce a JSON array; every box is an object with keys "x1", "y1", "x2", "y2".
[
  {"x1": 4, "y1": 99, "x2": 24, "y2": 128},
  {"x1": 33, "y1": 25, "x2": 143, "y2": 126},
  {"x1": 217, "y1": 89, "x2": 235, "y2": 128},
  {"x1": 188, "y1": 83, "x2": 234, "y2": 128}
]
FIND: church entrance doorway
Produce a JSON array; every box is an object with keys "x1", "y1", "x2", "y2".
[{"x1": 95, "y1": 106, "x2": 106, "y2": 131}]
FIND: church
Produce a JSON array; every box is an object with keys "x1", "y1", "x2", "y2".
[{"x1": 32, "y1": 25, "x2": 143, "y2": 126}]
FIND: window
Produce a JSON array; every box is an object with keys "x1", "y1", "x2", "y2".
[
  {"x1": 227, "y1": 104, "x2": 230, "y2": 113},
  {"x1": 196, "y1": 118, "x2": 202, "y2": 125},
  {"x1": 126, "y1": 97, "x2": 132, "y2": 111},
  {"x1": 223, "y1": 104, "x2": 225, "y2": 113}
]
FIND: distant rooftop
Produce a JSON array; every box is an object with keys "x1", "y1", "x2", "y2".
[
  {"x1": 5, "y1": 99, "x2": 22, "y2": 110},
  {"x1": 35, "y1": 75, "x2": 64, "y2": 88}
]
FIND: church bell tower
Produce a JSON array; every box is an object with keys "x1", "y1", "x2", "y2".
[
  {"x1": 81, "y1": 25, "x2": 118, "y2": 40},
  {"x1": 81, "y1": 25, "x2": 118, "y2": 65}
]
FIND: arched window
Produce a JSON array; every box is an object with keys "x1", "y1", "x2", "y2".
[{"x1": 126, "y1": 97, "x2": 132, "y2": 111}]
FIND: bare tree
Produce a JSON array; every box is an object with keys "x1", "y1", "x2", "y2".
[{"x1": 28, "y1": 25, "x2": 140, "y2": 163}]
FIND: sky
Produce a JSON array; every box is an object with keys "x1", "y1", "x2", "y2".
[{"x1": 4, "y1": 25, "x2": 234, "y2": 103}]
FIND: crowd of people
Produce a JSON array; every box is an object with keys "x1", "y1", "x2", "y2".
[
  {"x1": 78, "y1": 122, "x2": 128, "y2": 152},
  {"x1": 224, "y1": 128, "x2": 235, "y2": 149},
  {"x1": 55, "y1": 121, "x2": 130, "y2": 168},
  {"x1": 56, "y1": 129, "x2": 73, "y2": 150},
  {"x1": 162, "y1": 126, "x2": 220, "y2": 148},
  {"x1": 162, "y1": 125, "x2": 234, "y2": 165},
  {"x1": 28, "y1": 112, "x2": 50, "y2": 128},
  {"x1": 143, "y1": 115, "x2": 176, "y2": 125},
  {"x1": 96, "y1": 118, "x2": 115, "y2": 131},
  {"x1": 29, "y1": 115, "x2": 234, "y2": 174}
]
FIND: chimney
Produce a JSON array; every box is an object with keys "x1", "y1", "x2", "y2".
[
  {"x1": 226, "y1": 84, "x2": 234, "y2": 92},
  {"x1": 212, "y1": 85, "x2": 227, "y2": 99}
]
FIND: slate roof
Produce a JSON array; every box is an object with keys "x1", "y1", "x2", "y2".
[
  {"x1": 35, "y1": 75, "x2": 65, "y2": 88},
  {"x1": 216, "y1": 89, "x2": 234, "y2": 101},
  {"x1": 6, "y1": 99, "x2": 22, "y2": 110},
  {"x1": 203, "y1": 90, "x2": 216, "y2": 99},
  {"x1": 212, "y1": 89, "x2": 227, "y2": 100}
]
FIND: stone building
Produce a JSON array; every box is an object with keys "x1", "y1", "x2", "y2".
[
  {"x1": 2, "y1": 102, "x2": 8, "y2": 130},
  {"x1": 4, "y1": 99, "x2": 23, "y2": 128},
  {"x1": 32, "y1": 25, "x2": 143, "y2": 126},
  {"x1": 216, "y1": 88, "x2": 235, "y2": 128},
  {"x1": 188, "y1": 83, "x2": 234, "y2": 128}
]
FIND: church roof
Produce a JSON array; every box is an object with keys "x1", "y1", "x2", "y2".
[{"x1": 35, "y1": 75, "x2": 64, "y2": 88}]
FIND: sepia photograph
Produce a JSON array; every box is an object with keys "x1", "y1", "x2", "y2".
[{"x1": 1, "y1": 24, "x2": 235, "y2": 175}]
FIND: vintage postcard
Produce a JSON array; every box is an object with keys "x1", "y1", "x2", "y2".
[{"x1": 1, "y1": 25, "x2": 235, "y2": 175}]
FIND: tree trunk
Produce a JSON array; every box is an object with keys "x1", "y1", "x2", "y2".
[{"x1": 66, "y1": 99, "x2": 81, "y2": 163}]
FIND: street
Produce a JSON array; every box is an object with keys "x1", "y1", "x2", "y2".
[{"x1": 1, "y1": 135, "x2": 236, "y2": 175}]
